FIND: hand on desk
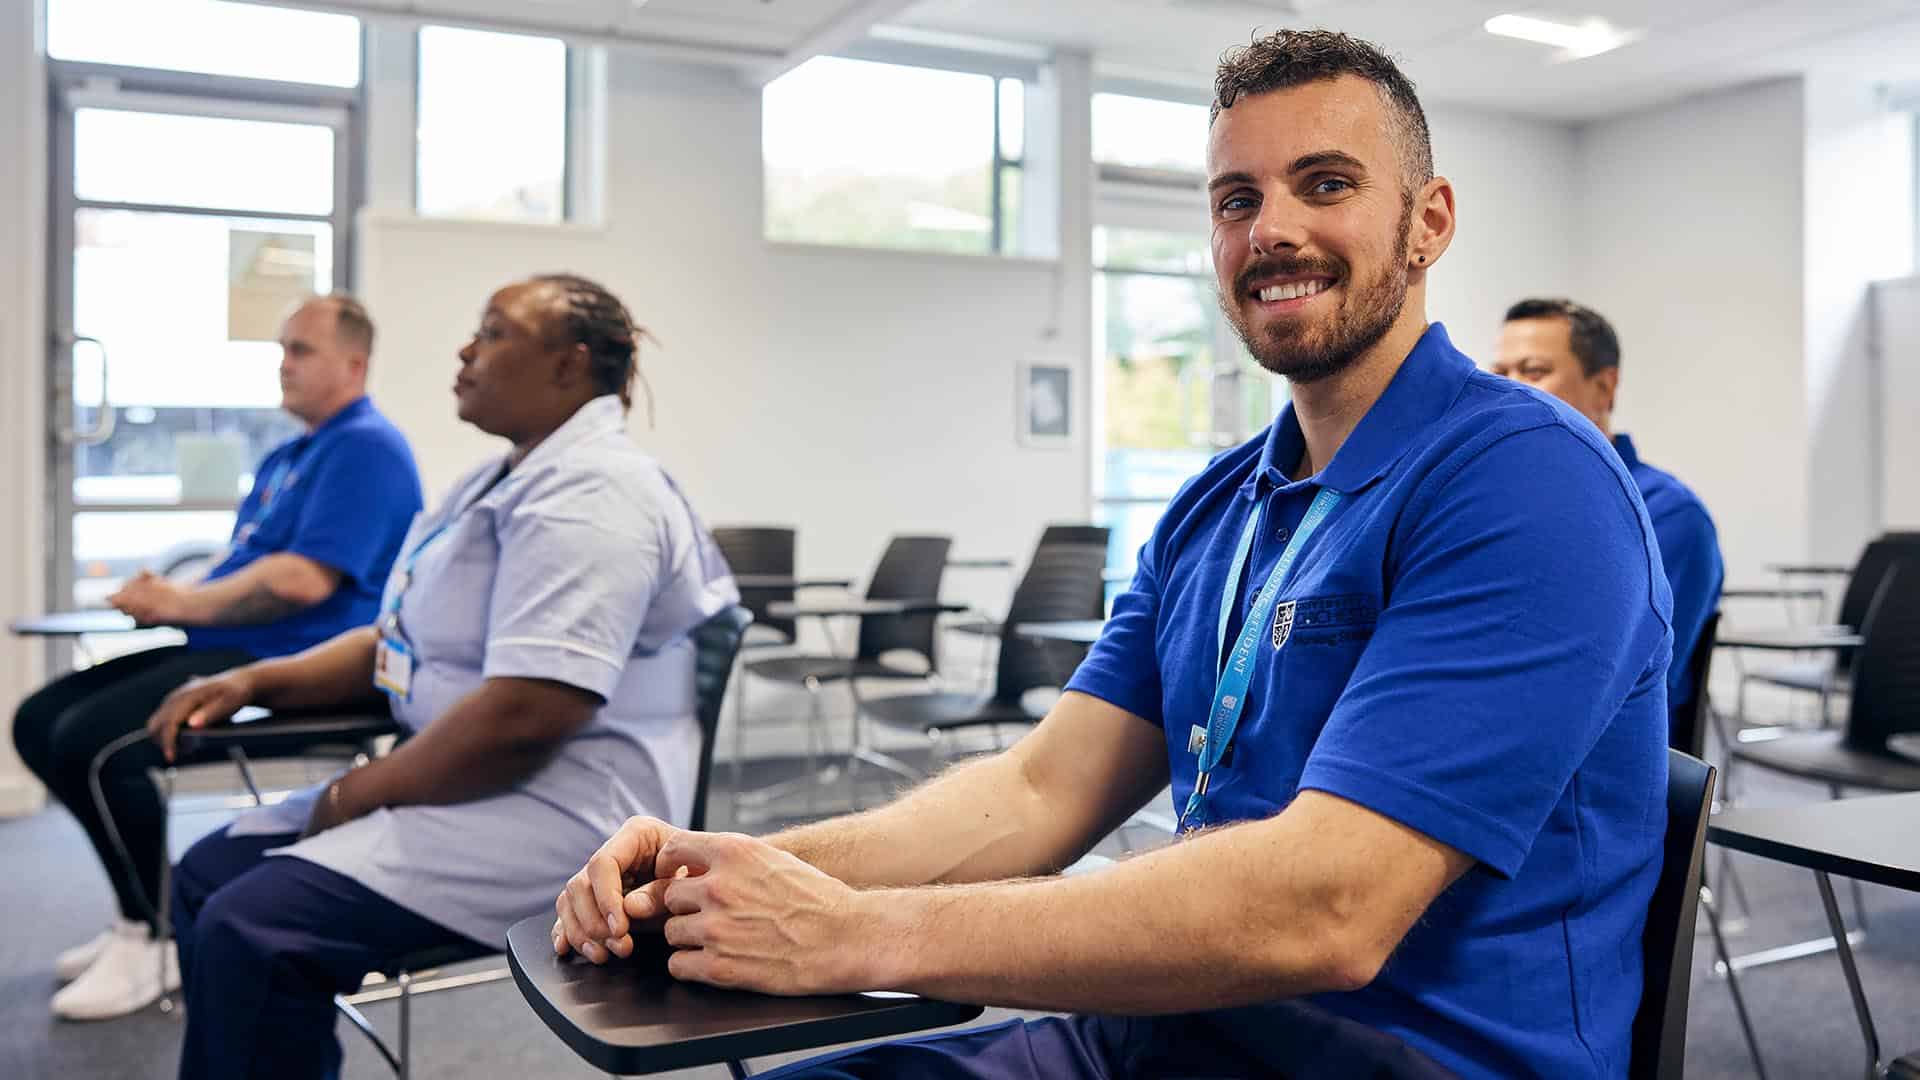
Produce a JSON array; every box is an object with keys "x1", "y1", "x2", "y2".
[
  {"x1": 553, "y1": 817, "x2": 873, "y2": 996},
  {"x1": 109, "y1": 570, "x2": 189, "y2": 627},
  {"x1": 147, "y1": 668, "x2": 257, "y2": 763}
]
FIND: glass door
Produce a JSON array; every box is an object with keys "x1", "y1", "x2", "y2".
[{"x1": 47, "y1": 81, "x2": 352, "y2": 632}]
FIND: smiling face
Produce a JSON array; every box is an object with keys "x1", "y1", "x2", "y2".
[{"x1": 1207, "y1": 76, "x2": 1428, "y2": 383}]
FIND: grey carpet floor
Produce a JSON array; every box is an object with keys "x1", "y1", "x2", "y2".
[{"x1": 3, "y1": 688, "x2": 1914, "y2": 1078}]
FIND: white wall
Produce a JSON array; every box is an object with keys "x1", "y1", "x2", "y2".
[
  {"x1": 1876, "y1": 275, "x2": 1920, "y2": 530},
  {"x1": 1575, "y1": 79, "x2": 1809, "y2": 586},
  {"x1": 0, "y1": 0, "x2": 48, "y2": 817},
  {"x1": 360, "y1": 56, "x2": 1091, "y2": 620},
  {"x1": 1802, "y1": 71, "x2": 1915, "y2": 561},
  {"x1": 1424, "y1": 106, "x2": 1581, "y2": 353}
]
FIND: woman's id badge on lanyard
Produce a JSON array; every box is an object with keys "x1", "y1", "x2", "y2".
[{"x1": 374, "y1": 628, "x2": 415, "y2": 701}]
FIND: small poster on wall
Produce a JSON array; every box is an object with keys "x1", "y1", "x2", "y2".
[{"x1": 1019, "y1": 358, "x2": 1073, "y2": 448}]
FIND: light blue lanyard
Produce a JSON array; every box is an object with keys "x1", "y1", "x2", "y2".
[
  {"x1": 380, "y1": 466, "x2": 508, "y2": 630},
  {"x1": 1179, "y1": 486, "x2": 1342, "y2": 832}
]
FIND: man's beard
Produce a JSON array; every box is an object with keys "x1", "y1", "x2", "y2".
[{"x1": 1221, "y1": 224, "x2": 1412, "y2": 385}]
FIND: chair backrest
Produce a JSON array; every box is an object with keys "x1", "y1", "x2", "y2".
[
  {"x1": 688, "y1": 605, "x2": 754, "y2": 832},
  {"x1": 993, "y1": 539, "x2": 1111, "y2": 703},
  {"x1": 1835, "y1": 534, "x2": 1920, "y2": 669},
  {"x1": 711, "y1": 526, "x2": 798, "y2": 645},
  {"x1": 856, "y1": 535, "x2": 952, "y2": 665},
  {"x1": 1667, "y1": 611, "x2": 1720, "y2": 759},
  {"x1": 1630, "y1": 748, "x2": 1716, "y2": 1080},
  {"x1": 1843, "y1": 561, "x2": 1920, "y2": 752},
  {"x1": 1037, "y1": 524, "x2": 1111, "y2": 549}
]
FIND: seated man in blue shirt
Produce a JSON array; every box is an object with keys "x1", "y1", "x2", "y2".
[
  {"x1": 12, "y1": 294, "x2": 422, "y2": 1021},
  {"x1": 1494, "y1": 298, "x2": 1724, "y2": 719},
  {"x1": 553, "y1": 30, "x2": 1672, "y2": 1080}
]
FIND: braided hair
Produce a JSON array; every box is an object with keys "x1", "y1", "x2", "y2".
[{"x1": 531, "y1": 273, "x2": 657, "y2": 425}]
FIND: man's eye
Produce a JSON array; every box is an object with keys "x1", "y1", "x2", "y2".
[{"x1": 1311, "y1": 178, "x2": 1353, "y2": 196}]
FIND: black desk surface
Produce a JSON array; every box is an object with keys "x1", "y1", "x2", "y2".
[
  {"x1": 505, "y1": 915, "x2": 982, "y2": 1076},
  {"x1": 1012, "y1": 619, "x2": 1106, "y2": 645},
  {"x1": 946, "y1": 556, "x2": 1014, "y2": 570},
  {"x1": 9, "y1": 610, "x2": 141, "y2": 636},
  {"x1": 1715, "y1": 627, "x2": 1862, "y2": 651},
  {"x1": 1708, "y1": 793, "x2": 1920, "y2": 892},
  {"x1": 1767, "y1": 563, "x2": 1853, "y2": 576}
]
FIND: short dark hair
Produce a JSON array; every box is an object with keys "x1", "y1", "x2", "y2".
[
  {"x1": 1212, "y1": 29, "x2": 1434, "y2": 192},
  {"x1": 1504, "y1": 298, "x2": 1621, "y2": 375},
  {"x1": 531, "y1": 273, "x2": 655, "y2": 416},
  {"x1": 323, "y1": 293, "x2": 375, "y2": 355}
]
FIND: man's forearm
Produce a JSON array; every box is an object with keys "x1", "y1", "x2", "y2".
[
  {"x1": 178, "y1": 553, "x2": 338, "y2": 626},
  {"x1": 860, "y1": 810, "x2": 1364, "y2": 1013},
  {"x1": 768, "y1": 750, "x2": 1091, "y2": 888}
]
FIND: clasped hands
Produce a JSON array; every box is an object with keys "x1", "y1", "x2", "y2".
[{"x1": 552, "y1": 817, "x2": 883, "y2": 996}]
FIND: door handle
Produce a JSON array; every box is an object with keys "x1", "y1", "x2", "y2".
[{"x1": 53, "y1": 332, "x2": 116, "y2": 447}]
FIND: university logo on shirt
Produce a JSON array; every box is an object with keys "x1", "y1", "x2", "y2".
[{"x1": 1272, "y1": 600, "x2": 1296, "y2": 650}]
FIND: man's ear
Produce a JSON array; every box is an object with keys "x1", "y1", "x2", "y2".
[{"x1": 1595, "y1": 366, "x2": 1620, "y2": 414}]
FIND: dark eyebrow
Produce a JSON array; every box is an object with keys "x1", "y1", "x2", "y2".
[
  {"x1": 1288, "y1": 150, "x2": 1368, "y2": 175},
  {"x1": 1206, "y1": 151, "x2": 1370, "y2": 194},
  {"x1": 1206, "y1": 170, "x2": 1256, "y2": 194}
]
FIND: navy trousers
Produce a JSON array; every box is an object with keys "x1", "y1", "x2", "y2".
[
  {"x1": 754, "y1": 1002, "x2": 1460, "y2": 1080},
  {"x1": 170, "y1": 826, "x2": 489, "y2": 1080}
]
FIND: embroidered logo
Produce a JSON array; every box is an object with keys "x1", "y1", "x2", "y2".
[{"x1": 1271, "y1": 600, "x2": 1296, "y2": 650}]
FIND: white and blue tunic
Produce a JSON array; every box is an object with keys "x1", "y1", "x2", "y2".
[{"x1": 228, "y1": 395, "x2": 738, "y2": 945}]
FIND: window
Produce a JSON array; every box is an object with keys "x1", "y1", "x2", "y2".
[
  {"x1": 416, "y1": 26, "x2": 569, "y2": 223},
  {"x1": 48, "y1": 0, "x2": 361, "y2": 87},
  {"x1": 764, "y1": 57, "x2": 1026, "y2": 256},
  {"x1": 1092, "y1": 93, "x2": 1209, "y2": 175}
]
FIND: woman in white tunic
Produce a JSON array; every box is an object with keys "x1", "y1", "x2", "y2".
[{"x1": 146, "y1": 274, "x2": 736, "y2": 1080}]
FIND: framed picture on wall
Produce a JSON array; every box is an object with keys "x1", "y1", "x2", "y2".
[{"x1": 1019, "y1": 358, "x2": 1073, "y2": 448}]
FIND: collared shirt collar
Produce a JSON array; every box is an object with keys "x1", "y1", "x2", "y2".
[
  {"x1": 293, "y1": 395, "x2": 373, "y2": 454},
  {"x1": 512, "y1": 394, "x2": 629, "y2": 474},
  {"x1": 1611, "y1": 432, "x2": 1640, "y2": 468},
  {"x1": 1240, "y1": 322, "x2": 1475, "y2": 499}
]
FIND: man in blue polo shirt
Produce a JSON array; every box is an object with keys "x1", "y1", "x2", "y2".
[
  {"x1": 1495, "y1": 298, "x2": 1724, "y2": 717},
  {"x1": 551, "y1": 30, "x2": 1671, "y2": 1080},
  {"x1": 12, "y1": 294, "x2": 421, "y2": 1021}
]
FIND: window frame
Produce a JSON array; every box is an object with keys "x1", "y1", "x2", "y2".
[
  {"x1": 410, "y1": 23, "x2": 577, "y2": 225},
  {"x1": 763, "y1": 46, "x2": 1043, "y2": 259}
]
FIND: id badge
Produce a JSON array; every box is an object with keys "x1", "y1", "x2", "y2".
[{"x1": 374, "y1": 633, "x2": 415, "y2": 701}]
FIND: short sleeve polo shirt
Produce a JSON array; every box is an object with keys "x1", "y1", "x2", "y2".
[
  {"x1": 187, "y1": 396, "x2": 423, "y2": 659},
  {"x1": 1068, "y1": 324, "x2": 1674, "y2": 1079},
  {"x1": 1612, "y1": 433, "x2": 1724, "y2": 710}
]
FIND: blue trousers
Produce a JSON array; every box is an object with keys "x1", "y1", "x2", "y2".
[
  {"x1": 170, "y1": 826, "x2": 489, "y2": 1080},
  {"x1": 754, "y1": 1003, "x2": 1459, "y2": 1080}
]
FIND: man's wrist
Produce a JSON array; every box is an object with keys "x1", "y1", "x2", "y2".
[{"x1": 851, "y1": 887, "x2": 929, "y2": 991}]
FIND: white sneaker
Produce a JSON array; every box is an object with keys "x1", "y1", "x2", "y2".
[
  {"x1": 51, "y1": 926, "x2": 179, "y2": 1021},
  {"x1": 54, "y1": 922, "x2": 125, "y2": 983}
]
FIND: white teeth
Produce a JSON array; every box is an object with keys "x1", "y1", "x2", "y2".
[{"x1": 1258, "y1": 280, "x2": 1328, "y2": 302}]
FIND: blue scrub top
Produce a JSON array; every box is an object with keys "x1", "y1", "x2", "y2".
[
  {"x1": 1612, "y1": 433, "x2": 1724, "y2": 709},
  {"x1": 1069, "y1": 324, "x2": 1673, "y2": 1080},
  {"x1": 187, "y1": 396, "x2": 423, "y2": 659}
]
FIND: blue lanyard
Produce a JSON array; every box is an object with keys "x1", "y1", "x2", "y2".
[
  {"x1": 1179, "y1": 485, "x2": 1342, "y2": 832},
  {"x1": 381, "y1": 466, "x2": 508, "y2": 628}
]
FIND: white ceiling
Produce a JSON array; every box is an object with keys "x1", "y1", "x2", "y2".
[
  {"x1": 274, "y1": 0, "x2": 1920, "y2": 120},
  {"x1": 893, "y1": 0, "x2": 1920, "y2": 120}
]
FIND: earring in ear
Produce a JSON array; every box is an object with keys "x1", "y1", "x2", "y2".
[{"x1": 1416, "y1": 255, "x2": 1426, "y2": 264}]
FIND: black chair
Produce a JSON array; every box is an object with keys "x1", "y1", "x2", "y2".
[
  {"x1": 1670, "y1": 611, "x2": 1720, "y2": 760},
  {"x1": 862, "y1": 540, "x2": 1108, "y2": 764},
  {"x1": 949, "y1": 524, "x2": 1109, "y2": 639},
  {"x1": 1630, "y1": 749, "x2": 1716, "y2": 1080},
  {"x1": 734, "y1": 537, "x2": 951, "y2": 817},
  {"x1": 171, "y1": 606, "x2": 754, "y2": 1080},
  {"x1": 1730, "y1": 562, "x2": 1920, "y2": 794},
  {"x1": 712, "y1": 526, "x2": 800, "y2": 648},
  {"x1": 1737, "y1": 533, "x2": 1920, "y2": 726}
]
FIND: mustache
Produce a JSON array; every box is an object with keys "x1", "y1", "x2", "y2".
[{"x1": 1235, "y1": 255, "x2": 1344, "y2": 298}]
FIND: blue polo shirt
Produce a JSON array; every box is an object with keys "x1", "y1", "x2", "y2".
[
  {"x1": 1612, "y1": 433, "x2": 1723, "y2": 710},
  {"x1": 1068, "y1": 324, "x2": 1673, "y2": 1079},
  {"x1": 187, "y1": 397, "x2": 423, "y2": 659}
]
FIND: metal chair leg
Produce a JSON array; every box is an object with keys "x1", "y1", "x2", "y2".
[
  {"x1": 1702, "y1": 886, "x2": 1769, "y2": 1080},
  {"x1": 728, "y1": 1061, "x2": 753, "y2": 1078},
  {"x1": 1815, "y1": 870, "x2": 1884, "y2": 1080},
  {"x1": 398, "y1": 969, "x2": 413, "y2": 1080}
]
